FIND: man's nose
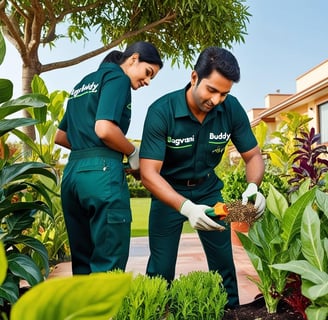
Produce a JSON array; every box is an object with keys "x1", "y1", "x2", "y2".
[{"x1": 211, "y1": 93, "x2": 223, "y2": 106}]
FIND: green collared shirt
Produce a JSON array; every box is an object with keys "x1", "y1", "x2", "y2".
[
  {"x1": 59, "y1": 63, "x2": 131, "y2": 150},
  {"x1": 140, "y1": 84, "x2": 257, "y2": 179}
]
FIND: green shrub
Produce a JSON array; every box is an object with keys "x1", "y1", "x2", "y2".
[{"x1": 168, "y1": 271, "x2": 227, "y2": 319}]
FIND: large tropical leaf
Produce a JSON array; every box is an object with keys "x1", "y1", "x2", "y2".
[
  {"x1": 5, "y1": 235, "x2": 49, "y2": 276},
  {"x1": 0, "y1": 162, "x2": 57, "y2": 187},
  {"x1": 7, "y1": 253, "x2": 44, "y2": 286},
  {"x1": 0, "y1": 276, "x2": 19, "y2": 304},
  {"x1": 281, "y1": 188, "x2": 316, "y2": 247},
  {"x1": 301, "y1": 207, "x2": 325, "y2": 271},
  {"x1": 0, "y1": 201, "x2": 54, "y2": 221},
  {"x1": 0, "y1": 118, "x2": 38, "y2": 137},
  {"x1": 11, "y1": 272, "x2": 132, "y2": 320},
  {"x1": 266, "y1": 184, "x2": 288, "y2": 221},
  {"x1": 0, "y1": 94, "x2": 49, "y2": 119}
]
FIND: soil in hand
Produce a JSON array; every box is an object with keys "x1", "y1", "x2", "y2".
[{"x1": 224, "y1": 200, "x2": 259, "y2": 225}]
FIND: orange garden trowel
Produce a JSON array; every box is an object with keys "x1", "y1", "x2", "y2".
[{"x1": 205, "y1": 202, "x2": 229, "y2": 220}]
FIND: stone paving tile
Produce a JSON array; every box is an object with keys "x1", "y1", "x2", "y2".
[{"x1": 49, "y1": 233, "x2": 260, "y2": 305}]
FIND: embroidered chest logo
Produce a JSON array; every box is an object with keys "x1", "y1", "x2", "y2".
[
  {"x1": 209, "y1": 132, "x2": 231, "y2": 154},
  {"x1": 167, "y1": 135, "x2": 195, "y2": 149}
]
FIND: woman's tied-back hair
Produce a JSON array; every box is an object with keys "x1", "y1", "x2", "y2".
[
  {"x1": 194, "y1": 47, "x2": 240, "y2": 83},
  {"x1": 102, "y1": 41, "x2": 163, "y2": 69}
]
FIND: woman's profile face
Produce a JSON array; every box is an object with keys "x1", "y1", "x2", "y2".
[{"x1": 124, "y1": 54, "x2": 161, "y2": 90}]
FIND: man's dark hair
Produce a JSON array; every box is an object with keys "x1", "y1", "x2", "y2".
[{"x1": 194, "y1": 47, "x2": 240, "y2": 83}]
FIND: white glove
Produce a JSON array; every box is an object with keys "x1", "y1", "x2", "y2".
[
  {"x1": 128, "y1": 146, "x2": 140, "y2": 170},
  {"x1": 180, "y1": 200, "x2": 226, "y2": 231},
  {"x1": 242, "y1": 183, "x2": 266, "y2": 218}
]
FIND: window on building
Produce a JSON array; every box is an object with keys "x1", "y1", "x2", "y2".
[{"x1": 319, "y1": 102, "x2": 328, "y2": 143}]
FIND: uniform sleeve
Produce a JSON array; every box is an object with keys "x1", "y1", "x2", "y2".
[
  {"x1": 58, "y1": 111, "x2": 68, "y2": 131},
  {"x1": 96, "y1": 74, "x2": 131, "y2": 123},
  {"x1": 140, "y1": 103, "x2": 168, "y2": 161},
  {"x1": 226, "y1": 96, "x2": 258, "y2": 153}
]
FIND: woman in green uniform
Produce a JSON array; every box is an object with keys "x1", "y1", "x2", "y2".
[
  {"x1": 139, "y1": 47, "x2": 265, "y2": 308},
  {"x1": 55, "y1": 41, "x2": 163, "y2": 275}
]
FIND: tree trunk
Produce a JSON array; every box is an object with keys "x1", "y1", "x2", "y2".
[{"x1": 21, "y1": 60, "x2": 42, "y2": 156}]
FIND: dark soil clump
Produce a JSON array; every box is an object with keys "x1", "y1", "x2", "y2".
[
  {"x1": 224, "y1": 200, "x2": 259, "y2": 225},
  {"x1": 223, "y1": 296, "x2": 305, "y2": 320}
]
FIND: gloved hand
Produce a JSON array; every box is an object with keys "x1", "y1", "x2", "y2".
[
  {"x1": 128, "y1": 146, "x2": 140, "y2": 170},
  {"x1": 180, "y1": 200, "x2": 226, "y2": 231},
  {"x1": 242, "y1": 183, "x2": 266, "y2": 218}
]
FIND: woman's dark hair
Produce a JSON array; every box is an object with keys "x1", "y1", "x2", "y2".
[
  {"x1": 102, "y1": 41, "x2": 163, "y2": 69},
  {"x1": 194, "y1": 47, "x2": 240, "y2": 83}
]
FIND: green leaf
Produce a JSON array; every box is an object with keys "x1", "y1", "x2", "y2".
[
  {"x1": 301, "y1": 207, "x2": 325, "y2": 271},
  {"x1": 0, "y1": 78, "x2": 13, "y2": 103},
  {"x1": 7, "y1": 236, "x2": 49, "y2": 276},
  {"x1": 0, "y1": 201, "x2": 53, "y2": 221},
  {"x1": 11, "y1": 272, "x2": 132, "y2": 320},
  {"x1": 281, "y1": 188, "x2": 316, "y2": 247},
  {"x1": 305, "y1": 306, "x2": 328, "y2": 320},
  {"x1": 0, "y1": 162, "x2": 57, "y2": 187},
  {"x1": 0, "y1": 242, "x2": 7, "y2": 285},
  {"x1": 273, "y1": 260, "x2": 328, "y2": 284},
  {"x1": 0, "y1": 277, "x2": 19, "y2": 304},
  {"x1": 315, "y1": 189, "x2": 328, "y2": 220},
  {"x1": 307, "y1": 282, "x2": 328, "y2": 300},
  {"x1": 0, "y1": 118, "x2": 39, "y2": 137},
  {"x1": 7, "y1": 253, "x2": 44, "y2": 286},
  {"x1": 31, "y1": 75, "x2": 49, "y2": 96},
  {"x1": 0, "y1": 30, "x2": 5, "y2": 65},
  {"x1": 266, "y1": 184, "x2": 288, "y2": 220},
  {"x1": 0, "y1": 94, "x2": 49, "y2": 119}
]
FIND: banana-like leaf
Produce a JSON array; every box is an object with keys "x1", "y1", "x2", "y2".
[{"x1": 11, "y1": 272, "x2": 132, "y2": 320}]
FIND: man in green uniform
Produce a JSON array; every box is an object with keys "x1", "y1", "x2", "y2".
[{"x1": 139, "y1": 47, "x2": 265, "y2": 308}]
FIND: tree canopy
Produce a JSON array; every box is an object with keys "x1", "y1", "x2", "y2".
[
  {"x1": 0, "y1": 0, "x2": 250, "y2": 92},
  {"x1": 0, "y1": 0, "x2": 250, "y2": 140}
]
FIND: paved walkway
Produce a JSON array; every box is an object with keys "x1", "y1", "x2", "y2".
[{"x1": 49, "y1": 233, "x2": 260, "y2": 305}]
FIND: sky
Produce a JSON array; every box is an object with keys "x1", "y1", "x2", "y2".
[{"x1": 1, "y1": 0, "x2": 328, "y2": 139}]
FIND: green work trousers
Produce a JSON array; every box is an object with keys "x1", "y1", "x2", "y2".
[
  {"x1": 146, "y1": 174, "x2": 239, "y2": 307},
  {"x1": 61, "y1": 148, "x2": 132, "y2": 274}
]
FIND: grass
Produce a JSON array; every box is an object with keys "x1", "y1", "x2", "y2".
[{"x1": 131, "y1": 198, "x2": 195, "y2": 237}]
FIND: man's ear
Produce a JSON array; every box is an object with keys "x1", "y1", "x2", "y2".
[{"x1": 190, "y1": 70, "x2": 199, "y2": 86}]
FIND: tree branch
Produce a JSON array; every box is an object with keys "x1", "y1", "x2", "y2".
[
  {"x1": 41, "y1": 12, "x2": 176, "y2": 73},
  {"x1": 0, "y1": 2, "x2": 26, "y2": 55}
]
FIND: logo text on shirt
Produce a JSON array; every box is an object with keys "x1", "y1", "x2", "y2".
[
  {"x1": 209, "y1": 132, "x2": 231, "y2": 141},
  {"x1": 70, "y1": 82, "x2": 99, "y2": 99},
  {"x1": 167, "y1": 135, "x2": 194, "y2": 148}
]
